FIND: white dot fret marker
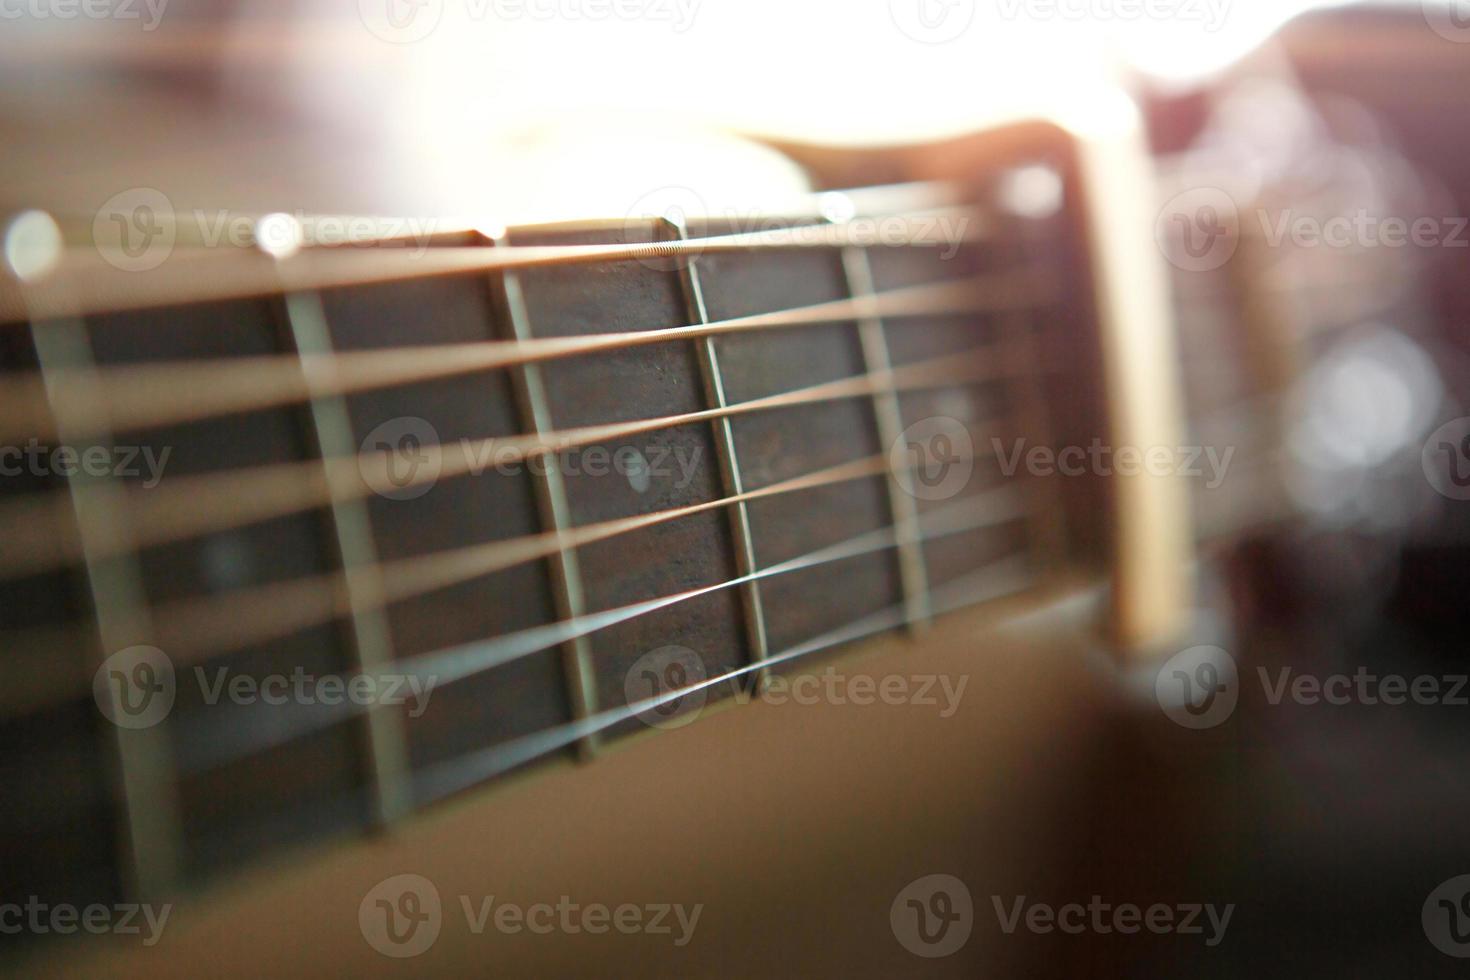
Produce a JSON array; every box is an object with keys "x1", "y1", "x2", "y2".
[
  {"x1": 999, "y1": 165, "x2": 1064, "y2": 221},
  {"x1": 3, "y1": 210, "x2": 63, "y2": 282},
  {"x1": 202, "y1": 533, "x2": 254, "y2": 593},
  {"x1": 623, "y1": 448, "x2": 652, "y2": 494},
  {"x1": 255, "y1": 212, "x2": 303, "y2": 259},
  {"x1": 819, "y1": 192, "x2": 857, "y2": 225}
]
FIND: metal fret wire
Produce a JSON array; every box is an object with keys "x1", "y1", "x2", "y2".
[
  {"x1": 493, "y1": 238, "x2": 601, "y2": 760},
  {"x1": 840, "y1": 245, "x2": 933, "y2": 631},
  {"x1": 663, "y1": 217, "x2": 773, "y2": 692},
  {"x1": 29, "y1": 316, "x2": 183, "y2": 899},
  {"x1": 279, "y1": 288, "x2": 413, "y2": 826},
  {"x1": 0, "y1": 190, "x2": 1057, "y2": 887}
]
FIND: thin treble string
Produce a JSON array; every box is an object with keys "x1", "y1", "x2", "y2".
[
  {"x1": 408, "y1": 551, "x2": 1037, "y2": 806},
  {"x1": 174, "y1": 487, "x2": 1030, "y2": 775}
]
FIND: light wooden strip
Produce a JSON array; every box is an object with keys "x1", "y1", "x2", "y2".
[
  {"x1": 1071, "y1": 106, "x2": 1194, "y2": 657},
  {"x1": 840, "y1": 245, "x2": 933, "y2": 631},
  {"x1": 665, "y1": 216, "x2": 773, "y2": 692},
  {"x1": 29, "y1": 316, "x2": 183, "y2": 900},
  {"x1": 493, "y1": 239, "x2": 601, "y2": 760},
  {"x1": 280, "y1": 288, "x2": 413, "y2": 827}
]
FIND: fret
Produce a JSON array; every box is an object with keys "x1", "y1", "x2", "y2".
[
  {"x1": 277, "y1": 287, "x2": 413, "y2": 826},
  {"x1": 838, "y1": 244, "x2": 933, "y2": 631},
  {"x1": 497, "y1": 222, "x2": 748, "y2": 742},
  {"x1": 315, "y1": 275, "x2": 572, "y2": 786},
  {"x1": 416, "y1": 547, "x2": 1036, "y2": 805},
  {"x1": 28, "y1": 315, "x2": 183, "y2": 900},
  {"x1": 661, "y1": 216, "x2": 773, "y2": 692},
  {"x1": 73, "y1": 294, "x2": 372, "y2": 879},
  {"x1": 694, "y1": 238, "x2": 904, "y2": 655},
  {"x1": 0, "y1": 164, "x2": 1091, "y2": 911},
  {"x1": 863, "y1": 234, "x2": 1038, "y2": 599},
  {"x1": 491, "y1": 242, "x2": 602, "y2": 760},
  {"x1": 1, "y1": 322, "x2": 133, "y2": 914}
]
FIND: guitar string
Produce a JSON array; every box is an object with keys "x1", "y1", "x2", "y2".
[
  {"x1": 410, "y1": 553, "x2": 1037, "y2": 805},
  {"x1": 5, "y1": 199, "x2": 1052, "y2": 787},
  {"x1": 0, "y1": 275, "x2": 1044, "y2": 444},
  {"x1": 0, "y1": 347, "x2": 1013, "y2": 580},
  {"x1": 2, "y1": 180, "x2": 1070, "y2": 875},
  {"x1": 4, "y1": 440, "x2": 1010, "y2": 718},
  {"x1": 172, "y1": 489, "x2": 1031, "y2": 775}
]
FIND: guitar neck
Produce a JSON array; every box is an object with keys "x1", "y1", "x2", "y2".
[{"x1": 4, "y1": 131, "x2": 1151, "y2": 910}]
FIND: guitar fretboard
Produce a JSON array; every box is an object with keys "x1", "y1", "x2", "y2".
[{"x1": 0, "y1": 177, "x2": 1105, "y2": 917}]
